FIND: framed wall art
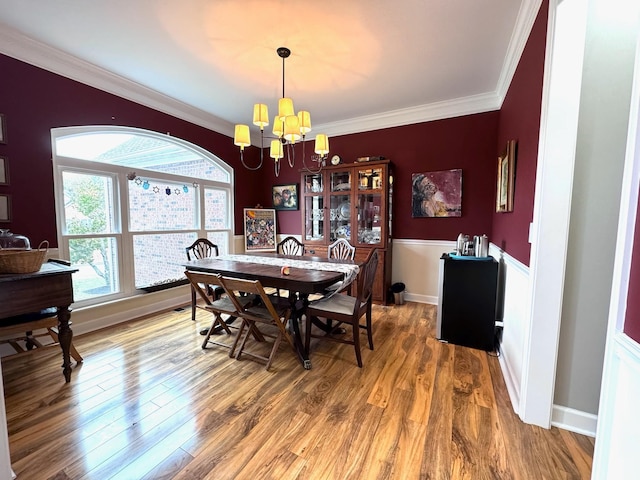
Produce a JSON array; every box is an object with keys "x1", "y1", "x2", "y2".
[
  {"x1": 0, "y1": 156, "x2": 8, "y2": 185},
  {"x1": 272, "y1": 183, "x2": 299, "y2": 210},
  {"x1": 411, "y1": 169, "x2": 462, "y2": 218},
  {"x1": 244, "y1": 208, "x2": 277, "y2": 252},
  {"x1": 496, "y1": 140, "x2": 517, "y2": 213},
  {"x1": 0, "y1": 114, "x2": 6, "y2": 144},
  {"x1": 0, "y1": 194, "x2": 10, "y2": 222}
]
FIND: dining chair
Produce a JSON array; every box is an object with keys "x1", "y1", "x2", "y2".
[
  {"x1": 274, "y1": 236, "x2": 305, "y2": 299},
  {"x1": 0, "y1": 259, "x2": 83, "y2": 364},
  {"x1": 185, "y1": 238, "x2": 223, "y2": 321},
  {"x1": 326, "y1": 238, "x2": 357, "y2": 295},
  {"x1": 220, "y1": 276, "x2": 295, "y2": 371},
  {"x1": 328, "y1": 238, "x2": 356, "y2": 260},
  {"x1": 277, "y1": 236, "x2": 305, "y2": 256},
  {"x1": 305, "y1": 249, "x2": 379, "y2": 367},
  {"x1": 185, "y1": 270, "x2": 255, "y2": 353}
]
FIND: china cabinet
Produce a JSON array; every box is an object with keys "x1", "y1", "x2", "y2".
[{"x1": 300, "y1": 159, "x2": 392, "y2": 304}]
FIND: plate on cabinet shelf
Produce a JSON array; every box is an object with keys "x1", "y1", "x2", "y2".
[
  {"x1": 335, "y1": 225, "x2": 350, "y2": 238},
  {"x1": 339, "y1": 202, "x2": 350, "y2": 220}
]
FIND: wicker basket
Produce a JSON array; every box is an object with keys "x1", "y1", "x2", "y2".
[{"x1": 0, "y1": 240, "x2": 49, "y2": 274}]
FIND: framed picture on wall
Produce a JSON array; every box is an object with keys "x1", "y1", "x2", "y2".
[
  {"x1": 0, "y1": 156, "x2": 8, "y2": 185},
  {"x1": 0, "y1": 194, "x2": 10, "y2": 222},
  {"x1": 243, "y1": 208, "x2": 277, "y2": 252},
  {"x1": 411, "y1": 169, "x2": 462, "y2": 218},
  {"x1": 496, "y1": 140, "x2": 517, "y2": 213},
  {"x1": 272, "y1": 183, "x2": 299, "y2": 210}
]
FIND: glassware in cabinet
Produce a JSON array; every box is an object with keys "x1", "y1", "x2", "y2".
[{"x1": 303, "y1": 195, "x2": 324, "y2": 242}]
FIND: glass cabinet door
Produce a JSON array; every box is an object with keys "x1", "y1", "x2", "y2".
[
  {"x1": 329, "y1": 170, "x2": 351, "y2": 242},
  {"x1": 356, "y1": 166, "x2": 384, "y2": 245}
]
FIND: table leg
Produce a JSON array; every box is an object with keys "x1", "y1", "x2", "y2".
[
  {"x1": 289, "y1": 293, "x2": 311, "y2": 369},
  {"x1": 56, "y1": 306, "x2": 73, "y2": 383}
]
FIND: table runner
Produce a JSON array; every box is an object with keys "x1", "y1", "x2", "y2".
[{"x1": 216, "y1": 254, "x2": 359, "y2": 295}]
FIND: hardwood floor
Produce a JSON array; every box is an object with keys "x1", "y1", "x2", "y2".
[{"x1": 2, "y1": 302, "x2": 594, "y2": 479}]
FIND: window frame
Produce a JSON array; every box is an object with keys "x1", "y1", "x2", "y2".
[{"x1": 51, "y1": 126, "x2": 234, "y2": 307}]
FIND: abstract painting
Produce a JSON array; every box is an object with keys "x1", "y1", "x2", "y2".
[{"x1": 411, "y1": 169, "x2": 462, "y2": 218}]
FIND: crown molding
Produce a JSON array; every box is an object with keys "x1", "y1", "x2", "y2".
[
  {"x1": 314, "y1": 92, "x2": 501, "y2": 138},
  {"x1": 495, "y1": 0, "x2": 544, "y2": 106}
]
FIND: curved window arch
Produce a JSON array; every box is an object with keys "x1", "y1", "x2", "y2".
[{"x1": 51, "y1": 126, "x2": 234, "y2": 307}]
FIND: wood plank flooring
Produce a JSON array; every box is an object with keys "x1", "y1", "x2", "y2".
[{"x1": 2, "y1": 302, "x2": 594, "y2": 479}]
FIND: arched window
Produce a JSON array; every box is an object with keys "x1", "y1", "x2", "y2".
[{"x1": 52, "y1": 126, "x2": 234, "y2": 306}]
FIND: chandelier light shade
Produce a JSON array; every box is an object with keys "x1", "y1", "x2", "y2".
[
  {"x1": 253, "y1": 103, "x2": 269, "y2": 128},
  {"x1": 314, "y1": 134, "x2": 329, "y2": 156},
  {"x1": 234, "y1": 47, "x2": 330, "y2": 176},
  {"x1": 233, "y1": 124, "x2": 250, "y2": 150},
  {"x1": 272, "y1": 116, "x2": 284, "y2": 137},
  {"x1": 270, "y1": 139, "x2": 284, "y2": 159}
]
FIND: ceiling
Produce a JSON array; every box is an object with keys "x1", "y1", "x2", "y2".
[{"x1": 0, "y1": 0, "x2": 541, "y2": 144}]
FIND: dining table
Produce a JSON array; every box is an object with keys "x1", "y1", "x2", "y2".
[{"x1": 183, "y1": 252, "x2": 360, "y2": 369}]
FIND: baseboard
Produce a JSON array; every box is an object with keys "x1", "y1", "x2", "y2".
[
  {"x1": 551, "y1": 405, "x2": 597, "y2": 437},
  {"x1": 72, "y1": 291, "x2": 191, "y2": 337},
  {"x1": 498, "y1": 351, "x2": 522, "y2": 416},
  {"x1": 405, "y1": 292, "x2": 438, "y2": 305}
]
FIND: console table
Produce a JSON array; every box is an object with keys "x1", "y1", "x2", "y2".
[{"x1": 0, "y1": 262, "x2": 78, "y2": 382}]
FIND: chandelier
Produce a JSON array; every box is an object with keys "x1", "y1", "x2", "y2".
[{"x1": 233, "y1": 47, "x2": 330, "y2": 177}]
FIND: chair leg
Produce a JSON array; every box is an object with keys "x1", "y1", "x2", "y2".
[
  {"x1": 234, "y1": 320, "x2": 254, "y2": 360},
  {"x1": 265, "y1": 331, "x2": 282, "y2": 370},
  {"x1": 229, "y1": 320, "x2": 247, "y2": 358},
  {"x1": 191, "y1": 286, "x2": 197, "y2": 321},
  {"x1": 201, "y1": 313, "x2": 233, "y2": 349},
  {"x1": 352, "y1": 319, "x2": 363, "y2": 368},
  {"x1": 366, "y1": 306, "x2": 374, "y2": 350}
]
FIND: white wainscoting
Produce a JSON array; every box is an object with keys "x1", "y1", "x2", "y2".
[
  {"x1": 391, "y1": 239, "x2": 454, "y2": 305},
  {"x1": 592, "y1": 334, "x2": 640, "y2": 478},
  {"x1": 489, "y1": 244, "x2": 531, "y2": 419}
]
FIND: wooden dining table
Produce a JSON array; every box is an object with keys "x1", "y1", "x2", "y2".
[{"x1": 183, "y1": 252, "x2": 359, "y2": 369}]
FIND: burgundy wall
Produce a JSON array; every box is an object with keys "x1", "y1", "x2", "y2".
[
  {"x1": 492, "y1": 0, "x2": 549, "y2": 265},
  {"x1": 624, "y1": 193, "x2": 640, "y2": 342},
  {"x1": 0, "y1": 53, "x2": 263, "y2": 247},
  {"x1": 265, "y1": 112, "x2": 500, "y2": 242}
]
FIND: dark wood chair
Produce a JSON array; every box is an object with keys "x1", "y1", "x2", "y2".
[
  {"x1": 274, "y1": 236, "x2": 305, "y2": 299},
  {"x1": 305, "y1": 249, "x2": 379, "y2": 367},
  {"x1": 326, "y1": 238, "x2": 357, "y2": 295},
  {"x1": 0, "y1": 259, "x2": 83, "y2": 363},
  {"x1": 328, "y1": 238, "x2": 356, "y2": 260},
  {"x1": 184, "y1": 270, "x2": 255, "y2": 352},
  {"x1": 221, "y1": 276, "x2": 294, "y2": 371},
  {"x1": 185, "y1": 238, "x2": 223, "y2": 321},
  {"x1": 277, "y1": 236, "x2": 304, "y2": 256}
]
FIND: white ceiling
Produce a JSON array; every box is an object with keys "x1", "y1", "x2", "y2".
[{"x1": 0, "y1": 0, "x2": 541, "y2": 143}]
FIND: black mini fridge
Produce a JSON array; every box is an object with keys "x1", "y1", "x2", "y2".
[{"x1": 437, "y1": 253, "x2": 498, "y2": 351}]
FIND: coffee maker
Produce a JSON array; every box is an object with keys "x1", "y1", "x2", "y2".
[{"x1": 456, "y1": 233, "x2": 489, "y2": 257}]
